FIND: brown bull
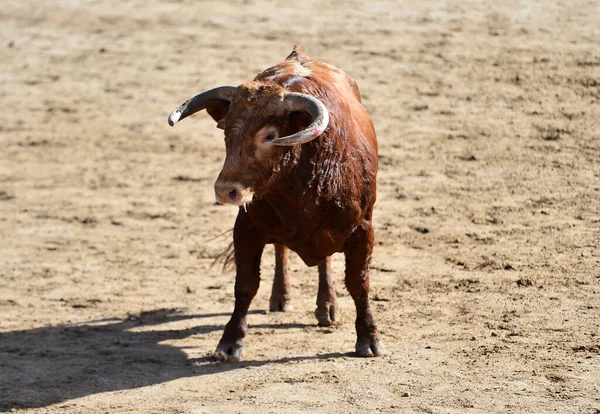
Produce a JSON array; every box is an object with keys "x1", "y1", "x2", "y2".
[{"x1": 168, "y1": 47, "x2": 384, "y2": 360}]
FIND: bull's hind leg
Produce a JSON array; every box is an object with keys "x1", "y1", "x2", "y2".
[
  {"x1": 315, "y1": 256, "x2": 338, "y2": 326},
  {"x1": 215, "y1": 211, "x2": 266, "y2": 362},
  {"x1": 344, "y1": 223, "x2": 385, "y2": 357},
  {"x1": 269, "y1": 243, "x2": 293, "y2": 312}
]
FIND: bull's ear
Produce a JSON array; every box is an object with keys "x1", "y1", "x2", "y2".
[
  {"x1": 205, "y1": 100, "x2": 231, "y2": 130},
  {"x1": 287, "y1": 111, "x2": 313, "y2": 134}
]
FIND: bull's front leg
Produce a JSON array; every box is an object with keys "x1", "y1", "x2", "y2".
[
  {"x1": 344, "y1": 223, "x2": 385, "y2": 357},
  {"x1": 215, "y1": 211, "x2": 266, "y2": 362},
  {"x1": 315, "y1": 256, "x2": 338, "y2": 326},
  {"x1": 269, "y1": 243, "x2": 292, "y2": 312}
]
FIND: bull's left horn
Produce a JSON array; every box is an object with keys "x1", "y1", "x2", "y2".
[
  {"x1": 168, "y1": 86, "x2": 235, "y2": 126},
  {"x1": 270, "y1": 93, "x2": 330, "y2": 146}
]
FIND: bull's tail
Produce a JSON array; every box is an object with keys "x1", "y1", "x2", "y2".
[{"x1": 211, "y1": 239, "x2": 235, "y2": 273}]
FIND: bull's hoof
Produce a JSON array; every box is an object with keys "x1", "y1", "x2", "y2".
[
  {"x1": 315, "y1": 302, "x2": 338, "y2": 327},
  {"x1": 269, "y1": 295, "x2": 293, "y2": 312},
  {"x1": 214, "y1": 342, "x2": 244, "y2": 362},
  {"x1": 355, "y1": 337, "x2": 385, "y2": 357}
]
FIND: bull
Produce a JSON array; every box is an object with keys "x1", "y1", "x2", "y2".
[{"x1": 168, "y1": 47, "x2": 384, "y2": 360}]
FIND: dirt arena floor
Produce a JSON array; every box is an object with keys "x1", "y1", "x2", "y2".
[{"x1": 1, "y1": 0, "x2": 599, "y2": 412}]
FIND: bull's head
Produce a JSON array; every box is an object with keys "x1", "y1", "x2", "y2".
[{"x1": 168, "y1": 82, "x2": 329, "y2": 207}]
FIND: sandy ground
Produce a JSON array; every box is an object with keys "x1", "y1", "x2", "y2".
[{"x1": 1, "y1": 0, "x2": 599, "y2": 412}]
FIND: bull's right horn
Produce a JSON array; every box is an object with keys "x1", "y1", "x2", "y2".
[{"x1": 168, "y1": 86, "x2": 235, "y2": 126}]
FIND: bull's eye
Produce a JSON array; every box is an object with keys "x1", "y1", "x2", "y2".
[{"x1": 257, "y1": 126, "x2": 279, "y2": 145}]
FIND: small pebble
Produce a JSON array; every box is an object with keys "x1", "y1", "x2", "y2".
[{"x1": 402, "y1": 392, "x2": 411, "y2": 397}]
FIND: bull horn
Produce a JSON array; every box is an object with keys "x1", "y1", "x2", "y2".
[
  {"x1": 168, "y1": 86, "x2": 235, "y2": 126},
  {"x1": 270, "y1": 92, "x2": 330, "y2": 146}
]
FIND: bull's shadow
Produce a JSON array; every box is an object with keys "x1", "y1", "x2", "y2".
[{"x1": 0, "y1": 309, "x2": 341, "y2": 410}]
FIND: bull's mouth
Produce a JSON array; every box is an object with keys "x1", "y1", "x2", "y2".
[{"x1": 214, "y1": 182, "x2": 255, "y2": 207}]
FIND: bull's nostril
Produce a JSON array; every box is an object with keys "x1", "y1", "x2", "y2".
[{"x1": 228, "y1": 189, "x2": 238, "y2": 201}]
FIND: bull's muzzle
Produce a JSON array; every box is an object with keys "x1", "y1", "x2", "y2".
[{"x1": 214, "y1": 181, "x2": 254, "y2": 206}]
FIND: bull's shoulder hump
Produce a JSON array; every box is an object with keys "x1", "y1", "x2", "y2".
[
  {"x1": 309, "y1": 61, "x2": 362, "y2": 101},
  {"x1": 255, "y1": 60, "x2": 312, "y2": 83},
  {"x1": 255, "y1": 59, "x2": 361, "y2": 103}
]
